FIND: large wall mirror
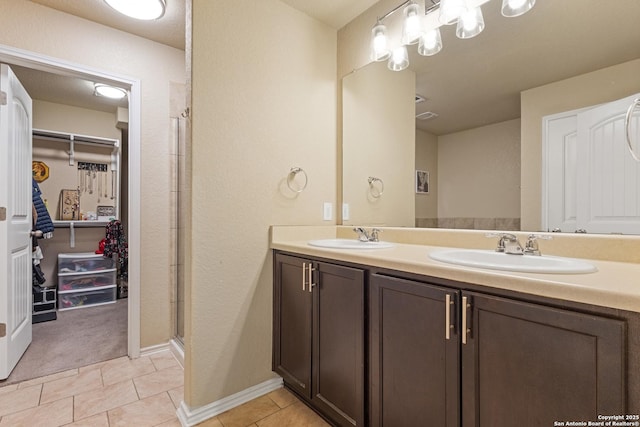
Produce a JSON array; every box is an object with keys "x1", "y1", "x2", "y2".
[{"x1": 341, "y1": 0, "x2": 640, "y2": 234}]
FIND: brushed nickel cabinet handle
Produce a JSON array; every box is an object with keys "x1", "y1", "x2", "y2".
[
  {"x1": 308, "y1": 265, "x2": 315, "y2": 293},
  {"x1": 462, "y1": 296, "x2": 468, "y2": 345},
  {"x1": 302, "y1": 262, "x2": 307, "y2": 291},
  {"x1": 445, "y1": 294, "x2": 452, "y2": 340}
]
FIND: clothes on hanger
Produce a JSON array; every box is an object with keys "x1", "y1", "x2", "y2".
[
  {"x1": 103, "y1": 220, "x2": 128, "y2": 281},
  {"x1": 32, "y1": 178, "x2": 54, "y2": 239}
]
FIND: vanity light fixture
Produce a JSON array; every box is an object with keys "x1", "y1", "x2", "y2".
[
  {"x1": 104, "y1": 0, "x2": 166, "y2": 20},
  {"x1": 370, "y1": 0, "x2": 535, "y2": 71},
  {"x1": 94, "y1": 84, "x2": 127, "y2": 100}
]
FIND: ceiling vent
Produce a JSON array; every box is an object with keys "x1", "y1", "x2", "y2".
[{"x1": 416, "y1": 111, "x2": 439, "y2": 120}]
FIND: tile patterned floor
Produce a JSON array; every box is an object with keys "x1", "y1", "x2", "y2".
[{"x1": 0, "y1": 350, "x2": 329, "y2": 427}]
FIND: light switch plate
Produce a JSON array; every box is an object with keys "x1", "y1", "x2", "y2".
[
  {"x1": 342, "y1": 203, "x2": 349, "y2": 221},
  {"x1": 323, "y1": 202, "x2": 332, "y2": 221}
]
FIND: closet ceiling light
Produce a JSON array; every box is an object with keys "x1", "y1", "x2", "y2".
[
  {"x1": 104, "y1": 0, "x2": 166, "y2": 20},
  {"x1": 370, "y1": 0, "x2": 535, "y2": 72},
  {"x1": 94, "y1": 84, "x2": 127, "y2": 100}
]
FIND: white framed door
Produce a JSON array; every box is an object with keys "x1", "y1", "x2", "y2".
[
  {"x1": 543, "y1": 94, "x2": 640, "y2": 234},
  {"x1": 0, "y1": 63, "x2": 33, "y2": 380},
  {"x1": 577, "y1": 94, "x2": 640, "y2": 234}
]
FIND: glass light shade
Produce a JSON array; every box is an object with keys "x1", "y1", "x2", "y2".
[
  {"x1": 402, "y1": 2, "x2": 423, "y2": 45},
  {"x1": 94, "y1": 84, "x2": 127, "y2": 99},
  {"x1": 439, "y1": 0, "x2": 467, "y2": 25},
  {"x1": 104, "y1": 0, "x2": 166, "y2": 20},
  {"x1": 456, "y1": 7, "x2": 485, "y2": 39},
  {"x1": 370, "y1": 22, "x2": 391, "y2": 62},
  {"x1": 388, "y1": 46, "x2": 410, "y2": 71},
  {"x1": 501, "y1": 0, "x2": 536, "y2": 17},
  {"x1": 418, "y1": 28, "x2": 443, "y2": 56}
]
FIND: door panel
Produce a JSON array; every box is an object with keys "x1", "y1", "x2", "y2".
[
  {"x1": 462, "y1": 292, "x2": 626, "y2": 427},
  {"x1": 0, "y1": 63, "x2": 33, "y2": 380},
  {"x1": 370, "y1": 274, "x2": 460, "y2": 427},
  {"x1": 312, "y1": 262, "x2": 364, "y2": 426},
  {"x1": 273, "y1": 254, "x2": 312, "y2": 398}
]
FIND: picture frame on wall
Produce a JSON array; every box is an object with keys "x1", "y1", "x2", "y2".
[{"x1": 416, "y1": 170, "x2": 429, "y2": 194}]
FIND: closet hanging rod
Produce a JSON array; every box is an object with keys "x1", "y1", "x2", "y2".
[{"x1": 33, "y1": 129, "x2": 119, "y2": 147}]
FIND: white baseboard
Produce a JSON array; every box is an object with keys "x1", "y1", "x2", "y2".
[
  {"x1": 176, "y1": 377, "x2": 284, "y2": 427},
  {"x1": 139, "y1": 342, "x2": 171, "y2": 357},
  {"x1": 169, "y1": 339, "x2": 185, "y2": 368}
]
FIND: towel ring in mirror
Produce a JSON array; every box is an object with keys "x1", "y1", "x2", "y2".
[
  {"x1": 625, "y1": 98, "x2": 640, "y2": 162},
  {"x1": 368, "y1": 176, "x2": 384, "y2": 198}
]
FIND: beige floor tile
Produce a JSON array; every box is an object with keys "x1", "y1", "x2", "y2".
[
  {"x1": 217, "y1": 395, "x2": 281, "y2": 427},
  {"x1": 107, "y1": 392, "x2": 177, "y2": 427},
  {"x1": 195, "y1": 417, "x2": 223, "y2": 427},
  {"x1": 16, "y1": 368, "x2": 78, "y2": 389},
  {"x1": 0, "y1": 384, "x2": 42, "y2": 418},
  {"x1": 101, "y1": 356, "x2": 156, "y2": 386},
  {"x1": 0, "y1": 384, "x2": 18, "y2": 395},
  {"x1": 133, "y1": 366, "x2": 184, "y2": 399},
  {"x1": 168, "y1": 386, "x2": 184, "y2": 409},
  {"x1": 267, "y1": 387, "x2": 298, "y2": 409},
  {"x1": 256, "y1": 401, "x2": 330, "y2": 427},
  {"x1": 62, "y1": 412, "x2": 109, "y2": 427},
  {"x1": 0, "y1": 396, "x2": 73, "y2": 427},
  {"x1": 149, "y1": 351, "x2": 181, "y2": 371},
  {"x1": 73, "y1": 379, "x2": 139, "y2": 421},
  {"x1": 40, "y1": 368, "x2": 103, "y2": 404},
  {"x1": 78, "y1": 357, "x2": 127, "y2": 374},
  {"x1": 155, "y1": 419, "x2": 183, "y2": 427}
]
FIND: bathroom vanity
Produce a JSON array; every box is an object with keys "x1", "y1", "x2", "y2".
[{"x1": 271, "y1": 226, "x2": 640, "y2": 427}]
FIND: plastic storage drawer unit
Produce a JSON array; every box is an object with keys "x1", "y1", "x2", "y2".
[
  {"x1": 59, "y1": 287, "x2": 117, "y2": 310},
  {"x1": 58, "y1": 252, "x2": 117, "y2": 311}
]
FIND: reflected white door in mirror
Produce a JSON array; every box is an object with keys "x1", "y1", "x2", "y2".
[{"x1": 543, "y1": 93, "x2": 640, "y2": 235}]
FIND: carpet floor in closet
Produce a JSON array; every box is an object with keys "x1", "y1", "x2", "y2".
[{"x1": 0, "y1": 298, "x2": 127, "y2": 387}]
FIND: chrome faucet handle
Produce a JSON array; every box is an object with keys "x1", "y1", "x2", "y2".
[
  {"x1": 353, "y1": 227, "x2": 370, "y2": 242},
  {"x1": 523, "y1": 234, "x2": 552, "y2": 256},
  {"x1": 370, "y1": 228, "x2": 381, "y2": 242},
  {"x1": 485, "y1": 232, "x2": 522, "y2": 254}
]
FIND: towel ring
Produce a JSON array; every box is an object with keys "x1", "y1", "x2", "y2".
[
  {"x1": 368, "y1": 176, "x2": 384, "y2": 198},
  {"x1": 624, "y1": 98, "x2": 640, "y2": 162},
  {"x1": 287, "y1": 167, "x2": 308, "y2": 193}
]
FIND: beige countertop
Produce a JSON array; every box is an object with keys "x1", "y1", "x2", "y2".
[{"x1": 270, "y1": 226, "x2": 640, "y2": 313}]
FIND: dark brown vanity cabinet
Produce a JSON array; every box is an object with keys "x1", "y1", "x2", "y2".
[
  {"x1": 273, "y1": 253, "x2": 365, "y2": 427},
  {"x1": 370, "y1": 273, "x2": 627, "y2": 427}
]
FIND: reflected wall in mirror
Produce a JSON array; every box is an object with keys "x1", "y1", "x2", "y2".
[{"x1": 339, "y1": 0, "x2": 640, "y2": 234}]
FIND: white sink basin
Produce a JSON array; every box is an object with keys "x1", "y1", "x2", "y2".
[
  {"x1": 429, "y1": 249, "x2": 597, "y2": 274},
  {"x1": 308, "y1": 239, "x2": 394, "y2": 250}
]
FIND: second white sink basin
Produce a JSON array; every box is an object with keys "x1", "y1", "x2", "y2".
[
  {"x1": 308, "y1": 239, "x2": 394, "y2": 250},
  {"x1": 429, "y1": 249, "x2": 597, "y2": 274}
]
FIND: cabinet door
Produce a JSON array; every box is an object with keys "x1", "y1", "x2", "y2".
[
  {"x1": 370, "y1": 274, "x2": 460, "y2": 427},
  {"x1": 461, "y1": 292, "x2": 626, "y2": 427},
  {"x1": 312, "y1": 262, "x2": 365, "y2": 427},
  {"x1": 273, "y1": 254, "x2": 313, "y2": 398}
]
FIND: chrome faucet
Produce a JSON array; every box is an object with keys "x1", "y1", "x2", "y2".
[
  {"x1": 487, "y1": 233, "x2": 551, "y2": 256},
  {"x1": 487, "y1": 233, "x2": 523, "y2": 255},
  {"x1": 353, "y1": 227, "x2": 381, "y2": 242}
]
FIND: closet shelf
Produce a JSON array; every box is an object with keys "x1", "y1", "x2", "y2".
[{"x1": 53, "y1": 220, "x2": 115, "y2": 228}]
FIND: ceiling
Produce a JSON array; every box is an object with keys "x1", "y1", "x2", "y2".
[
  {"x1": 11, "y1": 1, "x2": 640, "y2": 135},
  {"x1": 12, "y1": 0, "x2": 372, "y2": 114}
]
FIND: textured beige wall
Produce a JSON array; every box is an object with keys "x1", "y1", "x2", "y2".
[
  {"x1": 521, "y1": 59, "x2": 640, "y2": 231},
  {"x1": 189, "y1": 0, "x2": 337, "y2": 407},
  {"x1": 0, "y1": 0, "x2": 186, "y2": 347},
  {"x1": 342, "y1": 61, "x2": 415, "y2": 227},
  {"x1": 438, "y1": 119, "x2": 521, "y2": 218},
  {"x1": 415, "y1": 129, "x2": 438, "y2": 220}
]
